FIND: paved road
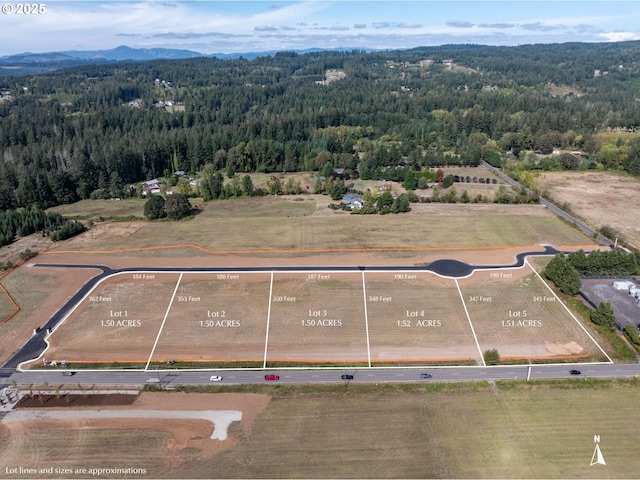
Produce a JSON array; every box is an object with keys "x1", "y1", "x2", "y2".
[
  {"x1": 4, "y1": 363, "x2": 640, "y2": 389},
  {"x1": 482, "y1": 161, "x2": 615, "y2": 247},
  {"x1": 1, "y1": 265, "x2": 114, "y2": 370}
]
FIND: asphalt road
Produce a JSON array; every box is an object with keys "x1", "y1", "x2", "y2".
[
  {"x1": 482, "y1": 161, "x2": 615, "y2": 247},
  {"x1": 4, "y1": 363, "x2": 640, "y2": 389}
]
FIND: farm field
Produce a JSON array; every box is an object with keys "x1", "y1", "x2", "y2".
[
  {"x1": 1, "y1": 383, "x2": 638, "y2": 478},
  {"x1": 29, "y1": 262, "x2": 607, "y2": 369},
  {"x1": 46, "y1": 197, "x2": 593, "y2": 256},
  {"x1": 536, "y1": 171, "x2": 640, "y2": 248}
]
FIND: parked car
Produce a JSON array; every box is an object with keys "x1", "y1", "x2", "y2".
[
  {"x1": 209, "y1": 375, "x2": 223, "y2": 382},
  {"x1": 62, "y1": 371, "x2": 75, "y2": 376},
  {"x1": 420, "y1": 373, "x2": 432, "y2": 379},
  {"x1": 569, "y1": 369, "x2": 581, "y2": 375},
  {"x1": 264, "y1": 374, "x2": 279, "y2": 381},
  {"x1": 341, "y1": 374, "x2": 354, "y2": 380}
]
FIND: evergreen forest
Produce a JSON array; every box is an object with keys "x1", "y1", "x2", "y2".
[{"x1": 2, "y1": 41, "x2": 640, "y2": 211}]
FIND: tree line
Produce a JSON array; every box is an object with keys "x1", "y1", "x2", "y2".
[{"x1": 0, "y1": 205, "x2": 86, "y2": 247}]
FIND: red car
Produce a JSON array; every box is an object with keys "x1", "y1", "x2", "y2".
[{"x1": 264, "y1": 374, "x2": 280, "y2": 381}]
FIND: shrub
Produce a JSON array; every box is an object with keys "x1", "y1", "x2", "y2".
[
  {"x1": 50, "y1": 221, "x2": 86, "y2": 241},
  {"x1": 623, "y1": 325, "x2": 640, "y2": 348},
  {"x1": 484, "y1": 349, "x2": 500, "y2": 365},
  {"x1": 442, "y1": 175, "x2": 454, "y2": 188},
  {"x1": 164, "y1": 194, "x2": 192, "y2": 220},
  {"x1": 144, "y1": 195, "x2": 166, "y2": 220},
  {"x1": 19, "y1": 249, "x2": 37, "y2": 261},
  {"x1": 590, "y1": 301, "x2": 616, "y2": 330}
]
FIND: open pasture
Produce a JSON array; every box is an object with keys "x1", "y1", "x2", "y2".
[
  {"x1": 1, "y1": 384, "x2": 638, "y2": 478},
  {"x1": 0, "y1": 285, "x2": 17, "y2": 323},
  {"x1": 50, "y1": 198, "x2": 595, "y2": 257},
  {"x1": 536, "y1": 170, "x2": 640, "y2": 248},
  {"x1": 48, "y1": 198, "x2": 147, "y2": 219}
]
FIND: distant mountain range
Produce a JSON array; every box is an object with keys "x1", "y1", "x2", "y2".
[
  {"x1": 0, "y1": 45, "x2": 374, "y2": 65},
  {"x1": 0, "y1": 45, "x2": 377, "y2": 76}
]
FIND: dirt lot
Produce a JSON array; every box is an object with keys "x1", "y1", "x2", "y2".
[
  {"x1": 536, "y1": 171, "x2": 640, "y2": 248},
  {"x1": 458, "y1": 265, "x2": 606, "y2": 360},
  {"x1": 0, "y1": 392, "x2": 271, "y2": 475},
  {"x1": 365, "y1": 272, "x2": 479, "y2": 362},
  {"x1": 34, "y1": 273, "x2": 182, "y2": 365},
  {"x1": 29, "y1": 263, "x2": 607, "y2": 367}
]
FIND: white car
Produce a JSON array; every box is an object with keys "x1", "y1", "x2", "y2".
[{"x1": 210, "y1": 375, "x2": 223, "y2": 382}]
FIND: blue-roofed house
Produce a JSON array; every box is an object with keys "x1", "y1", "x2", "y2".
[{"x1": 343, "y1": 193, "x2": 363, "y2": 210}]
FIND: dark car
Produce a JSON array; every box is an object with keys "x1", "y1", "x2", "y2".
[
  {"x1": 341, "y1": 374, "x2": 354, "y2": 380},
  {"x1": 62, "y1": 371, "x2": 75, "y2": 376},
  {"x1": 420, "y1": 373, "x2": 432, "y2": 379},
  {"x1": 264, "y1": 374, "x2": 279, "y2": 381},
  {"x1": 569, "y1": 369, "x2": 581, "y2": 375}
]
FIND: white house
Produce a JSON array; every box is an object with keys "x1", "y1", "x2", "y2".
[{"x1": 343, "y1": 194, "x2": 364, "y2": 210}]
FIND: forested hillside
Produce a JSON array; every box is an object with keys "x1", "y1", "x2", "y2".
[{"x1": 1, "y1": 41, "x2": 640, "y2": 210}]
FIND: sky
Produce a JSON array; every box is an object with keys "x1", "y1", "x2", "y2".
[{"x1": 1, "y1": 1, "x2": 640, "y2": 56}]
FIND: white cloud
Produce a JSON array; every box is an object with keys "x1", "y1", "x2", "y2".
[
  {"x1": 446, "y1": 20, "x2": 475, "y2": 29},
  {"x1": 599, "y1": 31, "x2": 640, "y2": 42},
  {"x1": 1, "y1": 1, "x2": 640, "y2": 56}
]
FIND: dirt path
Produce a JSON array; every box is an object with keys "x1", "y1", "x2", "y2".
[{"x1": 4, "y1": 409, "x2": 242, "y2": 440}]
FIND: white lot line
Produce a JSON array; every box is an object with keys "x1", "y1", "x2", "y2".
[
  {"x1": 145, "y1": 272, "x2": 184, "y2": 371},
  {"x1": 361, "y1": 271, "x2": 372, "y2": 368},
  {"x1": 3, "y1": 409, "x2": 243, "y2": 441},
  {"x1": 263, "y1": 271, "x2": 274, "y2": 368},
  {"x1": 524, "y1": 258, "x2": 613, "y2": 363},
  {"x1": 454, "y1": 278, "x2": 486, "y2": 366}
]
